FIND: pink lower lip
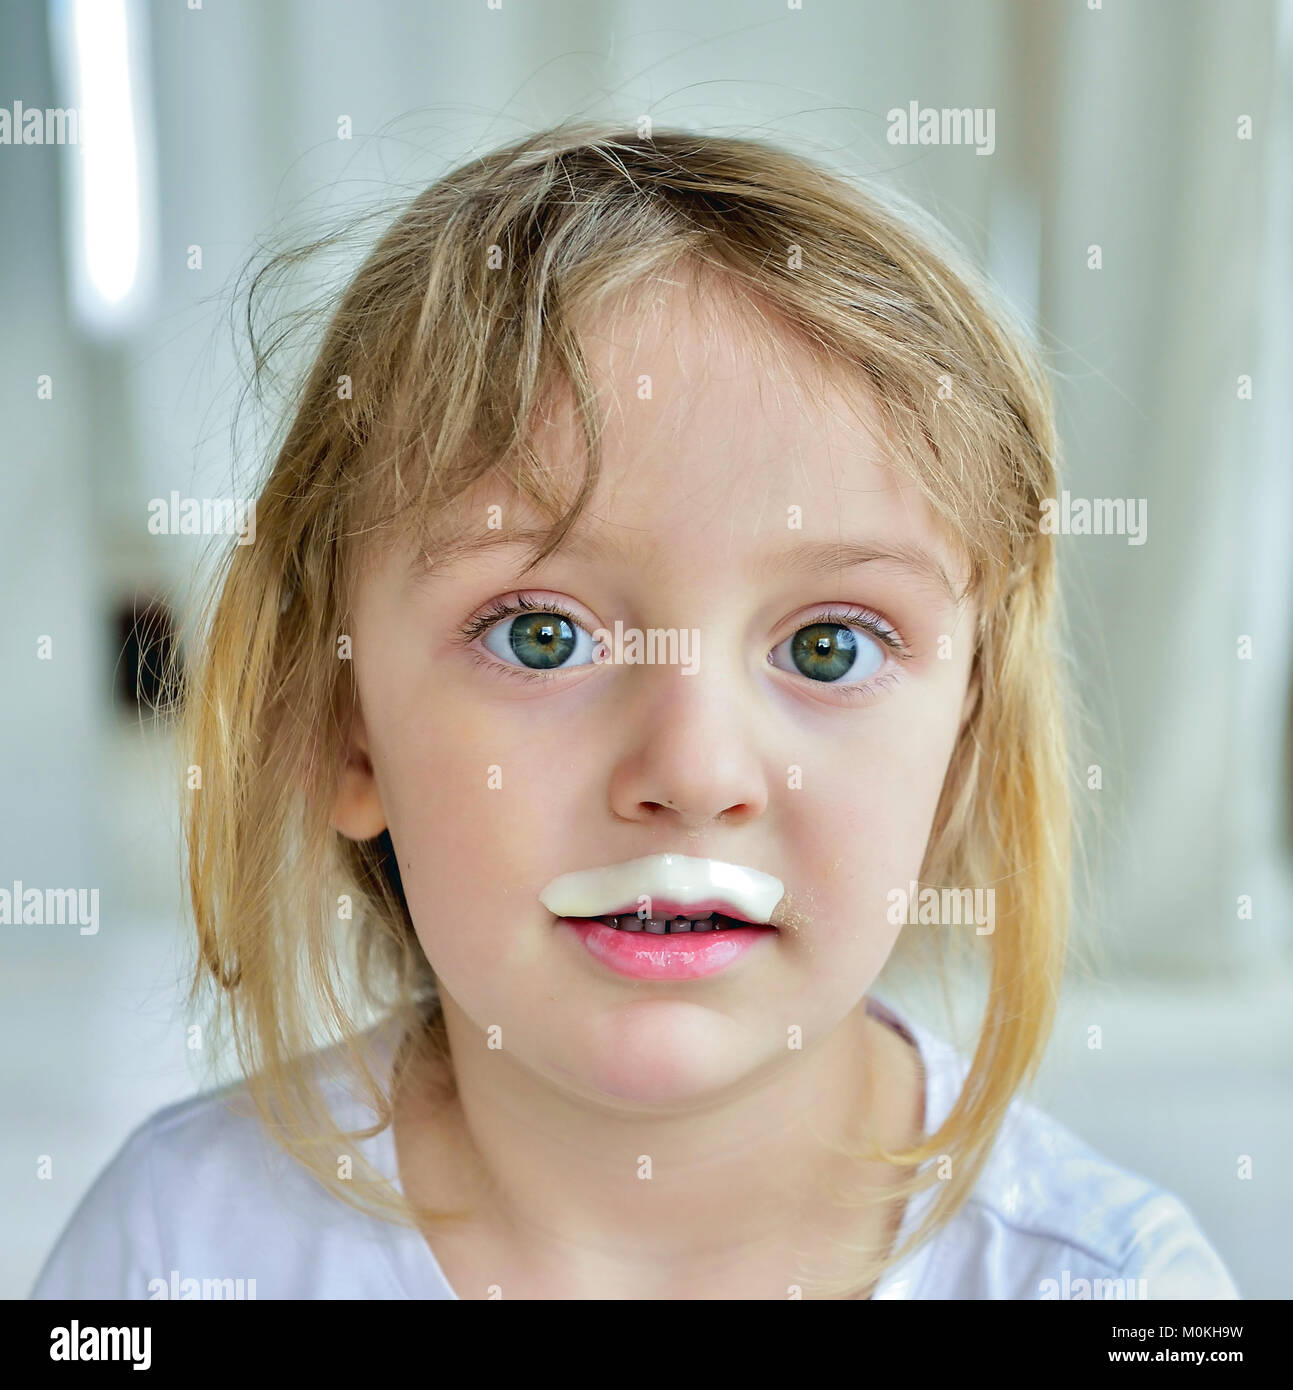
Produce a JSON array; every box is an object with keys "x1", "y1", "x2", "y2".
[{"x1": 558, "y1": 917, "x2": 775, "y2": 980}]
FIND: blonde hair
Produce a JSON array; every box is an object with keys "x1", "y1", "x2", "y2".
[{"x1": 177, "y1": 122, "x2": 1074, "y2": 1299}]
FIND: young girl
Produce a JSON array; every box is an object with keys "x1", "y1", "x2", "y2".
[{"x1": 32, "y1": 124, "x2": 1238, "y2": 1300}]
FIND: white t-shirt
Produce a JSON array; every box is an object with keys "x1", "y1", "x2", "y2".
[{"x1": 29, "y1": 995, "x2": 1240, "y2": 1300}]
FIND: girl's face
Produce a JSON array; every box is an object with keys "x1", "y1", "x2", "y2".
[{"x1": 335, "y1": 282, "x2": 978, "y2": 1106}]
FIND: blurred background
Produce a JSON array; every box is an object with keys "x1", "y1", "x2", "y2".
[{"x1": 2, "y1": 0, "x2": 1290, "y2": 1298}]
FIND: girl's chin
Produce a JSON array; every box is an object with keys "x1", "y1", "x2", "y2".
[{"x1": 543, "y1": 1007, "x2": 777, "y2": 1107}]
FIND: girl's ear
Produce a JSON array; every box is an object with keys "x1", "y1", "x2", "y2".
[{"x1": 332, "y1": 700, "x2": 388, "y2": 841}]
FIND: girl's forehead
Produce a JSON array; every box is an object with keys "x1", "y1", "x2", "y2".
[
  {"x1": 511, "y1": 312, "x2": 958, "y2": 566},
  {"x1": 396, "y1": 418, "x2": 971, "y2": 615},
  {"x1": 532, "y1": 295, "x2": 906, "y2": 497},
  {"x1": 383, "y1": 280, "x2": 974, "y2": 602}
]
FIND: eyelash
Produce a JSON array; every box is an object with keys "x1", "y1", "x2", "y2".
[
  {"x1": 455, "y1": 592, "x2": 913, "y2": 702},
  {"x1": 455, "y1": 593, "x2": 587, "y2": 648}
]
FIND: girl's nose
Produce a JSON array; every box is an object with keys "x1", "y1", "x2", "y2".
[{"x1": 605, "y1": 663, "x2": 771, "y2": 828}]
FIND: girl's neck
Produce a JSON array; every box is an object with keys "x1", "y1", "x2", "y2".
[{"x1": 390, "y1": 996, "x2": 925, "y2": 1299}]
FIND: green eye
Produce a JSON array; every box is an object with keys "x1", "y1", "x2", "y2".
[
  {"x1": 771, "y1": 622, "x2": 885, "y2": 684},
  {"x1": 480, "y1": 608, "x2": 597, "y2": 670}
]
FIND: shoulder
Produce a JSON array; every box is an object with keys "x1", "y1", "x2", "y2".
[
  {"x1": 29, "y1": 1024, "x2": 410, "y2": 1300},
  {"x1": 892, "y1": 1007, "x2": 1241, "y2": 1300},
  {"x1": 29, "y1": 1082, "x2": 272, "y2": 1300}
]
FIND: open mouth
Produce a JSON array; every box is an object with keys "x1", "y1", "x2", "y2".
[
  {"x1": 572, "y1": 909, "x2": 775, "y2": 934},
  {"x1": 557, "y1": 897, "x2": 779, "y2": 979}
]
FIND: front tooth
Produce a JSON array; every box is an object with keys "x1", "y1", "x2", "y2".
[
  {"x1": 691, "y1": 918, "x2": 713, "y2": 931},
  {"x1": 619, "y1": 915, "x2": 644, "y2": 931},
  {"x1": 644, "y1": 918, "x2": 668, "y2": 934}
]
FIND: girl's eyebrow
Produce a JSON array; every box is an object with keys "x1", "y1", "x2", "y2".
[
  {"x1": 758, "y1": 538, "x2": 963, "y2": 608},
  {"x1": 411, "y1": 529, "x2": 963, "y2": 608}
]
